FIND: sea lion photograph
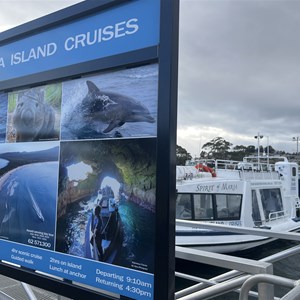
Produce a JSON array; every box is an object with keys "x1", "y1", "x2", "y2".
[
  {"x1": 6, "y1": 84, "x2": 61, "y2": 143},
  {"x1": 61, "y1": 63, "x2": 158, "y2": 140}
]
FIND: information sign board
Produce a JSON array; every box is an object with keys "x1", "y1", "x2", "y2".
[{"x1": 0, "y1": 0, "x2": 179, "y2": 299}]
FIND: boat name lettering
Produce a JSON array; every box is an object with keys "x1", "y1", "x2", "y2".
[
  {"x1": 220, "y1": 183, "x2": 238, "y2": 192},
  {"x1": 209, "y1": 221, "x2": 241, "y2": 226},
  {"x1": 196, "y1": 184, "x2": 214, "y2": 192},
  {"x1": 228, "y1": 221, "x2": 242, "y2": 226},
  {"x1": 196, "y1": 183, "x2": 239, "y2": 192}
]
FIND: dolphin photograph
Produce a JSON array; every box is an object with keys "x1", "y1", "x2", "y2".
[{"x1": 60, "y1": 63, "x2": 158, "y2": 140}]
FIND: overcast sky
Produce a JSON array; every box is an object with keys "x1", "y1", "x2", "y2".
[
  {"x1": 0, "y1": 0, "x2": 82, "y2": 32},
  {"x1": 0, "y1": 0, "x2": 299, "y2": 156},
  {"x1": 178, "y1": 0, "x2": 300, "y2": 156}
]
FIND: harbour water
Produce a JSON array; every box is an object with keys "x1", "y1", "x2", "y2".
[
  {"x1": 176, "y1": 239, "x2": 300, "y2": 299},
  {"x1": 0, "y1": 158, "x2": 8, "y2": 168}
]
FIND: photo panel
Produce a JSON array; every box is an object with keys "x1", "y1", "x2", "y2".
[
  {"x1": 0, "y1": 141, "x2": 60, "y2": 250},
  {"x1": 6, "y1": 83, "x2": 62, "y2": 143},
  {"x1": 56, "y1": 138, "x2": 156, "y2": 273},
  {"x1": 0, "y1": 93, "x2": 8, "y2": 143},
  {"x1": 61, "y1": 63, "x2": 158, "y2": 140}
]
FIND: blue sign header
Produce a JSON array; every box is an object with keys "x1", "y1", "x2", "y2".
[{"x1": 0, "y1": 0, "x2": 160, "y2": 82}]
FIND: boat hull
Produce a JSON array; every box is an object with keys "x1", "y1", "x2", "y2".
[
  {"x1": 176, "y1": 222, "x2": 300, "y2": 253},
  {"x1": 85, "y1": 210, "x2": 122, "y2": 263}
]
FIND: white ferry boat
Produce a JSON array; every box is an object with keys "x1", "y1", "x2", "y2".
[{"x1": 175, "y1": 157, "x2": 300, "y2": 253}]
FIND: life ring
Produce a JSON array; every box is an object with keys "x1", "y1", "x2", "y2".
[{"x1": 195, "y1": 163, "x2": 216, "y2": 177}]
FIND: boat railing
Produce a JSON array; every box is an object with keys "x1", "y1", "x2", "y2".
[
  {"x1": 239, "y1": 170, "x2": 280, "y2": 181},
  {"x1": 268, "y1": 210, "x2": 288, "y2": 222},
  {"x1": 253, "y1": 210, "x2": 289, "y2": 227},
  {"x1": 177, "y1": 157, "x2": 286, "y2": 181},
  {"x1": 182, "y1": 159, "x2": 283, "y2": 181},
  {"x1": 214, "y1": 159, "x2": 279, "y2": 177}
]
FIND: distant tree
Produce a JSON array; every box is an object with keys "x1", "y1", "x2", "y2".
[
  {"x1": 264, "y1": 145, "x2": 275, "y2": 155},
  {"x1": 193, "y1": 136, "x2": 286, "y2": 162},
  {"x1": 202, "y1": 137, "x2": 232, "y2": 159},
  {"x1": 200, "y1": 150, "x2": 207, "y2": 158},
  {"x1": 232, "y1": 145, "x2": 247, "y2": 161},
  {"x1": 176, "y1": 145, "x2": 192, "y2": 165},
  {"x1": 246, "y1": 145, "x2": 256, "y2": 154},
  {"x1": 231, "y1": 144, "x2": 257, "y2": 160},
  {"x1": 233, "y1": 145, "x2": 247, "y2": 152},
  {"x1": 277, "y1": 150, "x2": 287, "y2": 156}
]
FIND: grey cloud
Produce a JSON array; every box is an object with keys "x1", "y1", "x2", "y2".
[
  {"x1": 0, "y1": 1, "x2": 82, "y2": 29},
  {"x1": 178, "y1": 0, "x2": 300, "y2": 151}
]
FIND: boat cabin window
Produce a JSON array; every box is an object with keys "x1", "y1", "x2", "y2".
[
  {"x1": 176, "y1": 193, "x2": 242, "y2": 220},
  {"x1": 193, "y1": 194, "x2": 213, "y2": 219},
  {"x1": 176, "y1": 194, "x2": 192, "y2": 219},
  {"x1": 260, "y1": 188, "x2": 283, "y2": 220},
  {"x1": 215, "y1": 195, "x2": 241, "y2": 219}
]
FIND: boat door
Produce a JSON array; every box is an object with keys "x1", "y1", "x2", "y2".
[
  {"x1": 251, "y1": 187, "x2": 284, "y2": 225},
  {"x1": 251, "y1": 189, "x2": 263, "y2": 226},
  {"x1": 275, "y1": 161, "x2": 299, "y2": 197}
]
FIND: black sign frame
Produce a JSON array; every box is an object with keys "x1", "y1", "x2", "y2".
[{"x1": 0, "y1": 0, "x2": 179, "y2": 299}]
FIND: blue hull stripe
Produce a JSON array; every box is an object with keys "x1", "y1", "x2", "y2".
[{"x1": 176, "y1": 231, "x2": 243, "y2": 237}]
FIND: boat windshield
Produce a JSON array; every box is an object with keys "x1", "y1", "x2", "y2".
[
  {"x1": 260, "y1": 188, "x2": 284, "y2": 220},
  {"x1": 176, "y1": 193, "x2": 242, "y2": 221}
]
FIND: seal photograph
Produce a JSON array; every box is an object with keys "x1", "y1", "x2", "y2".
[
  {"x1": 6, "y1": 84, "x2": 62, "y2": 143},
  {"x1": 60, "y1": 63, "x2": 158, "y2": 140}
]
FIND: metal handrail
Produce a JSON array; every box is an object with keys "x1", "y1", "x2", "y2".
[
  {"x1": 177, "y1": 275, "x2": 250, "y2": 300},
  {"x1": 239, "y1": 274, "x2": 296, "y2": 300},
  {"x1": 176, "y1": 244, "x2": 300, "y2": 299},
  {"x1": 175, "y1": 272, "x2": 264, "y2": 300},
  {"x1": 0, "y1": 291, "x2": 15, "y2": 300},
  {"x1": 281, "y1": 282, "x2": 300, "y2": 300},
  {"x1": 21, "y1": 282, "x2": 37, "y2": 300},
  {"x1": 175, "y1": 222, "x2": 300, "y2": 300},
  {"x1": 175, "y1": 246, "x2": 274, "y2": 300}
]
